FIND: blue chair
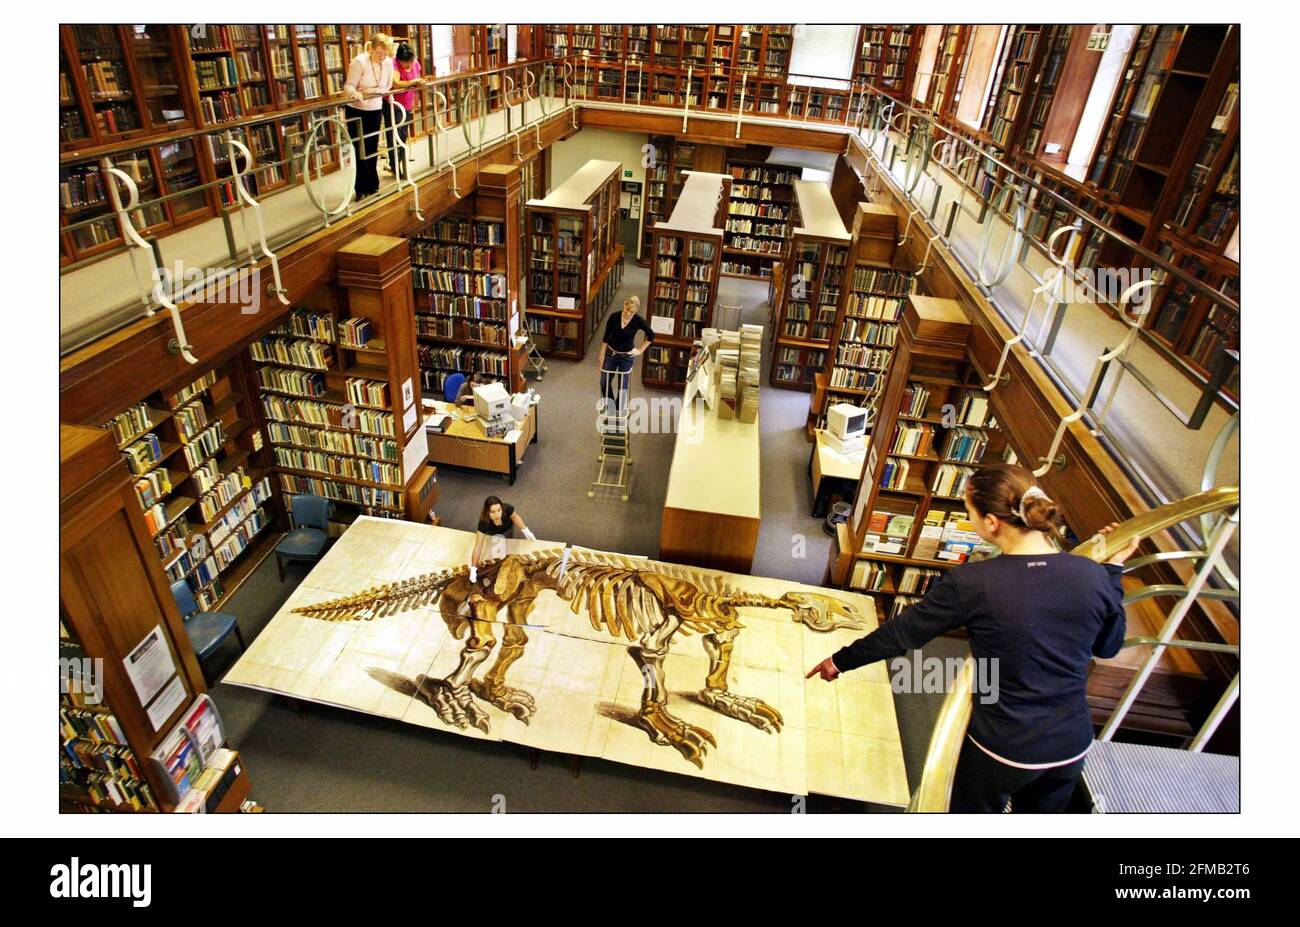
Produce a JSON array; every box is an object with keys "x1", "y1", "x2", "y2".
[
  {"x1": 275, "y1": 493, "x2": 333, "y2": 581},
  {"x1": 443, "y1": 372, "x2": 466, "y2": 403},
  {"x1": 170, "y1": 580, "x2": 245, "y2": 682}
]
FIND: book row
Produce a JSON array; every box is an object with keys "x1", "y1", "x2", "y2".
[
  {"x1": 422, "y1": 293, "x2": 508, "y2": 320},
  {"x1": 251, "y1": 335, "x2": 333, "y2": 371},
  {"x1": 412, "y1": 268, "x2": 506, "y2": 297},
  {"x1": 267, "y1": 420, "x2": 398, "y2": 461},
  {"x1": 279, "y1": 473, "x2": 402, "y2": 511},
  {"x1": 260, "y1": 395, "x2": 394, "y2": 436},
  {"x1": 273, "y1": 447, "x2": 402, "y2": 488}
]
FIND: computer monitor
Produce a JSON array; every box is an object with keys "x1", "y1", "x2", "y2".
[
  {"x1": 826, "y1": 403, "x2": 868, "y2": 441},
  {"x1": 473, "y1": 382, "x2": 510, "y2": 423}
]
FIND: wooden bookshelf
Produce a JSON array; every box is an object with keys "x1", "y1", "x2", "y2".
[
  {"x1": 807, "y1": 202, "x2": 912, "y2": 435},
  {"x1": 643, "y1": 171, "x2": 731, "y2": 389},
  {"x1": 855, "y1": 25, "x2": 922, "y2": 99},
  {"x1": 981, "y1": 26, "x2": 1047, "y2": 151},
  {"x1": 639, "y1": 137, "x2": 698, "y2": 264},
  {"x1": 825, "y1": 296, "x2": 1012, "y2": 616},
  {"x1": 100, "y1": 359, "x2": 276, "y2": 613},
  {"x1": 722, "y1": 156, "x2": 798, "y2": 280},
  {"x1": 525, "y1": 159, "x2": 623, "y2": 360},
  {"x1": 410, "y1": 166, "x2": 526, "y2": 396},
  {"x1": 61, "y1": 425, "x2": 257, "y2": 814},
  {"x1": 259, "y1": 236, "x2": 439, "y2": 524},
  {"x1": 769, "y1": 181, "x2": 850, "y2": 390}
]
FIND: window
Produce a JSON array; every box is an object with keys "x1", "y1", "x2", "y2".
[
  {"x1": 912, "y1": 25, "x2": 944, "y2": 103},
  {"x1": 431, "y1": 24, "x2": 454, "y2": 76},
  {"x1": 787, "y1": 24, "x2": 857, "y2": 90},
  {"x1": 956, "y1": 25, "x2": 1007, "y2": 129}
]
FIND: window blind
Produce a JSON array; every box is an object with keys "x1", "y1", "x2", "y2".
[{"x1": 787, "y1": 24, "x2": 858, "y2": 90}]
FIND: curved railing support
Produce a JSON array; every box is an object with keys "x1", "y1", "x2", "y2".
[
  {"x1": 101, "y1": 157, "x2": 198, "y2": 363},
  {"x1": 982, "y1": 223, "x2": 1079, "y2": 392},
  {"x1": 976, "y1": 181, "x2": 1028, "y2": 289},
  {"x1": 302, "y1": 111, "x2": 357, "y2": 224},
  {"x1": 1030, "y1": 277, "x2": 1156, "y2": 476},
  {"x1": 385, "y1": 99, "x2": 423, "y2": 222},
  {"x1": 225, "y1": 132, "x2": 291, "y2": 308}
]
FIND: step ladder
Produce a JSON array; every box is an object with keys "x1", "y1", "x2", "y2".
[
  {"x1": 519, "y1": 312, "x2": 549, "y2": 382},
  {"x1": 589, "y1": 368, "x2": 631, "y2": 501}
]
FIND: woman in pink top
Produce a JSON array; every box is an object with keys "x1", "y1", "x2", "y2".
[{"x1": 383, "y1": 43, "x2": 425, "y2": 177}]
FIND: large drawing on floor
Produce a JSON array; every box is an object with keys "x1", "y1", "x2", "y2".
[
  {"x1": 296, "y1": 547, "x2": 864, "y2": 768},
  {"x1": 225, "y1": 519, "x2": 910, "y2": 804}
]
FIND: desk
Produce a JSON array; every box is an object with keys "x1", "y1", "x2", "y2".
[
  {"x1": 423, "y1": 401, "x2": 538, "y2": 484},
  {"x1": 809, "y1": 429, "x2": 866, "y2": 518},
  {"x1": 660, "y1": 401, "x2": 761, "y2": 573}
]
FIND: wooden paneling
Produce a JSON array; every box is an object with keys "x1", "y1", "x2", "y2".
[
  {"x1": 60, "y1": 424, "x2": 210, "y2": 810},
  {"x1": 577, "y1": 105, "x2": 847, "y2": 152},
  {"x1": 1038, "y1": 28, "x2": 1105, "y2": 157},
  {"x1": 660, "y1": 508, "x2": 760, "y2": 575}
]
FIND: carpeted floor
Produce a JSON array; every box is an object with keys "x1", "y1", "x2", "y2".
[{"x1": 207, "y1": 263, "x2": 970, "y2": 811}]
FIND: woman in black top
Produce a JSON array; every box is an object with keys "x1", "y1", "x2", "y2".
[
  {"x1": 468, "y1": 495, "x2": 536, "y2": 583},
  {"x1": 807, "y1": 464, "x2": 1138, "y2": 812},
  {"x1": 598, "y1": 295, "x2": 655, "y2": 430}
]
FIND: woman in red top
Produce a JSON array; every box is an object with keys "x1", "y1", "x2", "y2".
[{"x1": 384, "y1": 43, "x2": 424, "y2": 177}]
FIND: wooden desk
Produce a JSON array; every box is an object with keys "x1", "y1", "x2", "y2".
[
  {"x1": 660, "y1": 401, "x2": 761, "y2": 573},
  {"x1": 423, "y1": 401, "x2": 539, "y2": 484},
  {"x1": 809, "y1": 429, "x2": 866, "y2": 518}
]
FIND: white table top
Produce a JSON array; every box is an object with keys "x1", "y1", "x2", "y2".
[
  {"x1": 664, "y1": 402, "x2": 761, "y2": 520},
  {"x1": 529, "y1": 159, "x2": 621, "y2": 209},
  {"x1": 814, "y1": 429, "x2": 867, "y2": 481},
  {"x1": 792, "y1": 179, "x2": 851, "y2": 240},
  {"x1": 658, "y1": 171, "x2": 729, "y2": 236}
]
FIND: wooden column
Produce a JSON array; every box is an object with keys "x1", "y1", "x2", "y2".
[
  {"x1": 335, "y1": 234, "x2": 439, "y2": 524},
  {"x1": 60, "y1": 424, "x2": 208, "y2": 812},
  {"x1": 477, "y1": 163, "x2": 528, "y2": 393}
]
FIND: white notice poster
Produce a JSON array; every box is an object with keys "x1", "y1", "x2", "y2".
[
  {"x1": 650, "y1": 315, "x2": 676, "y2": 335},
  {"x1": 123, "y1": 625, "x2": 177, "y2": 707},
  {"x1": 402, "y1": 378, "x2": 414, "y2": 410},
  {"x1": 147, "y1": 676, "x2": 187, "y2": 731},
  {"x1": 403, "y1": 427, "x2": 429, "y2": 482},
  {"x1": 403, "y1": 404, "x2": 419, "y2": 434}
]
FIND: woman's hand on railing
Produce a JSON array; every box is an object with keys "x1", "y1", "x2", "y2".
[
  {"x1": 1096, "y1": 522, "x2": 1140, "y2": 565},
  {"x1": 805, "y1": 657, "x2": 841, "y2": 682}
]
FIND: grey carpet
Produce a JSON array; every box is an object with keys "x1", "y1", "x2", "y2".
[{"x1": 207, "y1": 262, "x2": 964, "y2": 811}]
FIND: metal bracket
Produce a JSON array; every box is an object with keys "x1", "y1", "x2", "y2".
[
  {"x1": 386, "y1": 99, "x2": 423, "y2": 222},
  {"x1": 682, "y1": 65, "x2": 693, "y2": 133},
  {"x1": 976, "y1": 181, "x2": 1028, "y2": 290},
  {"x1": 735, "y1": 72, "x2": 747, "y2": 138}
]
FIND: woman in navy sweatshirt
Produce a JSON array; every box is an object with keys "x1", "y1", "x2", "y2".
[{"x1": 807, "y1": 464, "x2": 1138, "y2": 812}]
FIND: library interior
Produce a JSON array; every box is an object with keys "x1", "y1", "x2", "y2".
[{"x1": 55, "y1": 20, "x2": 1246, "y2": 817}]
